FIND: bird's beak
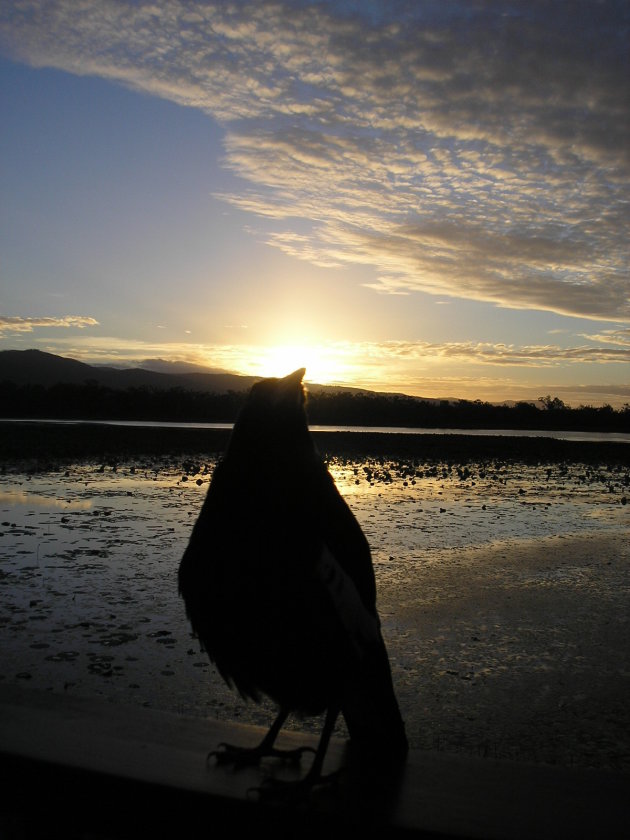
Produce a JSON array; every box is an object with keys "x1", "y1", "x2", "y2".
[{"x1": 284, "y1": 368, "x2": 306, "y2": 385}]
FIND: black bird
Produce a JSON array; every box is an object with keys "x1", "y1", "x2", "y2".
[{"x1": 178, "y1": 368, "x2": 407, "y2": 792}]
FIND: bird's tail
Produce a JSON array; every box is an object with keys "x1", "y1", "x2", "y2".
[{"x1": 341, "y1": 636, "x2": 408, "y2": 762}]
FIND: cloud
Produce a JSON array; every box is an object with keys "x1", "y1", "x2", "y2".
[
  {"x1": 362, "y1": 340, "x2": 630, "y2": 367},
  {"x1": 581, "y1": 328, "x2": 630, "y2": 347},
  {"x1": 1, "y1": 0, "x2": 628, "y2": 320},
  {"x1": 36, "y1": 332, "x2": 630, "y2": 370},
  {"x1": 30, "y1": 334, "x2": 268, "y2": 374},
  {"x1": 0, "y1": 315, "x2": 99, "y2": 334}
]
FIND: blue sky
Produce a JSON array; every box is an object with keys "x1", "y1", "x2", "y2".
[{"x1": 1, "y1": 0, "x2": 628, "y2": 406}]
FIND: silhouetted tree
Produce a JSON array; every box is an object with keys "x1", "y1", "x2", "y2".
[{"x1": 1, "y1": 381, "x2": 628, "y2": 432}]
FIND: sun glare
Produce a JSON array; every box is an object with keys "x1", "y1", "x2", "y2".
[{"x1": 255, "y1": 344, "x2": 352, "y2": 386}]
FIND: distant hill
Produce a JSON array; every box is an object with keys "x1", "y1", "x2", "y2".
[
  {"x1": 0, "y1": 348, "x2": 423, "y2": 399},
  {"x1": 0, "y1": 349, "x2": 260, "y2": 393}
]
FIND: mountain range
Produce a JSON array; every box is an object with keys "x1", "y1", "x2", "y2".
[
  {"x1": 0, "y1": 349, "x2": 392, "y2": 398},
  {"x1": 0, "y1": 349, "x2": 261, "y2": 393}
]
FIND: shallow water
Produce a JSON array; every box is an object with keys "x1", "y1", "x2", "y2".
[
  {"x1": 1, "y1": 455, "x2": 628, "y2": 769},
  {"x1": 7, "y1": 417, "x2": 629, "y2": 443}
]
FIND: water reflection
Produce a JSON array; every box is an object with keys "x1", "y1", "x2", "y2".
[{"x1": 0, "y1": 489, "x2": 93, "y2": 510}]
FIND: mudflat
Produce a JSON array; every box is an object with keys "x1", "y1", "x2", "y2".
[{"x1": 1, "y1": 425, "x2": 628, "y2": 773}]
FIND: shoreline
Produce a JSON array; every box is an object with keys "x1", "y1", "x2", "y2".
[{"x1": 1, "y1": 420, "x2": 629, "y2": 466}]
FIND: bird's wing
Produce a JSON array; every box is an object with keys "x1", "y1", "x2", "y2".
[
  {"x1": 308, "y1": 465, "x2": 409, "y2": 758},
  {"x1": 312, "y1": 463, "x2": 378, "y2": 612},
  {"x1": 314, "y1": 542, "x2": 381, "y2": 658}
]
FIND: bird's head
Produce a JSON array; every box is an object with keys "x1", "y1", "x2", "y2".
[
  {"x1": 249, "y1": 367, "x2": 306, "y2": 410},
  {"x1": 228, "y1": 368, "x2": 312, "y2": 456}
]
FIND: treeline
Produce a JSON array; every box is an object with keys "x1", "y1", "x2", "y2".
[
  {"x1": 1, "y1": 380, "x2": 628, "y2": 432},
  {"x1": 0, "y1": 381, "x2": 244, "y2": 423},
  {"x1": 307, "y1": 391, "x2": 629, "y2": 432}
]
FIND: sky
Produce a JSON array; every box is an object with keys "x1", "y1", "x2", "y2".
[{"x1": 1, "y1": 0, "x2": 629, "y2": 407}]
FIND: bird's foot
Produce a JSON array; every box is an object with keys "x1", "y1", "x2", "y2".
[
  {"x1": 208, "y1": 742, "x2": 315, "y2": 770},
  {"x1": 252, "y1": 768, "x2": 343, "y2": 803}
]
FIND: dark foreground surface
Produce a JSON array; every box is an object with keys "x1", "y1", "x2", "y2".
[
  {"x1": 1, "y1": 684, "x2": 628, "y2": 840},
  {"x1": 1, "y1": 421, "x2": 629, "y2": 466}
]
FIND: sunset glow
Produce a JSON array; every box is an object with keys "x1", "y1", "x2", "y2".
[
  {"x1": 248, "y1": 344, "x2": 354, "y2": 387},
  {"x1": 1, "y1": 1, "x2": 628, "y2": 407}
]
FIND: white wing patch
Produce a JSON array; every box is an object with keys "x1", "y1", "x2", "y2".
[{"x1": 316, "y1": 544, "x2": 380, "y2": 658}]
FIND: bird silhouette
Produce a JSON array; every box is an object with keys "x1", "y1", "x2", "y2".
[{"x1": 178, "y1": 368, "x2": 407, "y2": 794}]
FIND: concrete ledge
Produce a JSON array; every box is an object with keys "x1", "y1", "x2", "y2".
[{"x1": 1, "y1": 684, "x2": 628, "y2": 839}]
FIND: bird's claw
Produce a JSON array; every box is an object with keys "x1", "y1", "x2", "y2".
[
  {"x1": 249, "y1": 768, "x2": 343, "y2": 803},
  {"x1": 274, "y1": 745, "x2": 316, "y2": 765},
  {"x1": 207, "y1": 742, "x2": 258, "y2": 768},
  {"x1": 207, "y1": 742, "x2": 316, "y2": 769}
]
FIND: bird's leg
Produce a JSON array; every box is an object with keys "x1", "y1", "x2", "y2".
[
  {"x1": 302, "y1": 703, "x2": 340, "y2": 786},
  {"x1": 208, "y1": 707, "x2": 315, "y2": 769},
  {"x1": 256, "y1": 704, "x2": 342, "y2": 800}
]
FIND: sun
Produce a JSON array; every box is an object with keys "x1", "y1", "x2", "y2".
[{"x1": 256, "y1": 343, "x2": 351, "y2": 386}]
